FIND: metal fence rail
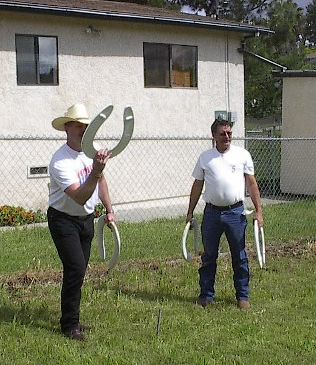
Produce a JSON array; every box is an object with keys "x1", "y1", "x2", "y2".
[{"x1": 0, "y1": 136, "x2": 315, "y2": 233}]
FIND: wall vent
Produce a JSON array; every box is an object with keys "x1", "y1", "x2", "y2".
[{"x1": 27, "y1": 166, "x2": 49, "y2": 178}]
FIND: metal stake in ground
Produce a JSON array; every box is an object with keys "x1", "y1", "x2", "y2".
[{"x1": 156, "y1": 308, "x2": 163, "y2": 336}]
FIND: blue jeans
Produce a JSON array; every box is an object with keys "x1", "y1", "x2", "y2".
[{"x1": 199, "y1": 204, "x2": 249, "y2": 301}]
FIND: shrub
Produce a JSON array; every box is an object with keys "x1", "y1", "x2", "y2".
[
  {"x1": 0, "y1": 205, "x2": 47, "y2": 227},
  {"x1": 94, "y1": 203, "x2": 106, "y2": 218}
]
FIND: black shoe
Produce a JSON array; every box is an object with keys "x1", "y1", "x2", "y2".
[
  {"x1": 196, "y1": 297, "x2": 214, "y2": 308},
  {"x1": 79, "y1": 323, "x2": 92, "y2": 332},
  {"x1": 63, "y1": 327, "x2": 86, "y2": 341}
]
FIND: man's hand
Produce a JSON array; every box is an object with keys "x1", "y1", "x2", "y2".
[
  {"x1": 92, "y1": 149, "x2": 112, "y2": 177},
  {"x1": 186, "y1": 212, "x2": 193, "y2": 224},
  {"x1": 255, "y1": 211, "x2": 264, "y2": 228},
  {"x1": 105, "y1": 212, "x2": 116, "y2": 226}
]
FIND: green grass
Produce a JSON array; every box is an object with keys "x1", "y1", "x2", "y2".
[{"x1": 0, "y1": 202, "x2": 315, "y2": 364}]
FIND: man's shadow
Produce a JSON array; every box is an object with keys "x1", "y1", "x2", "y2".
[
  {"x1": 0, "y1": 302, "x2": 59, "y2": 333},
  {"x1": 111, "y1": 285, "x2": 238, "y2": 308},
  {"x1": 112, "y1": 285, "x2": 197, "y2": 305}
]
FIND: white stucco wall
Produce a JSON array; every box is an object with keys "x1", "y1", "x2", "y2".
[
  {"x1": 280, "y1": 77, "x2": 316, "y2": 195},
  {"x1": 0, "y1": 11, "x2": 245, "y2": 137},
  {"x1": 0, "y1": 11, "x2": 246, "y2": 213}
]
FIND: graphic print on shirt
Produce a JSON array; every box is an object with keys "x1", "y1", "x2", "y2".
[{"x1": 78, "y1": 164, "x2": 93, "y2": 184}]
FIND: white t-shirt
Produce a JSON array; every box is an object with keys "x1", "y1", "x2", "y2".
[
  {"x1": 48, "y1": 144, "x2": 100, "y2": 216},
  {"x1": 192, "y1": 145, "x2": 254, "y2": 206}
]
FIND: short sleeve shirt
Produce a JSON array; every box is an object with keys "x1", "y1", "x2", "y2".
[
  {"x1": 192, "y1": 145, "x2": 254, "y2": 206},
  {"x1": 48, "y1": 144, "x2": 100, "y2": 216}
]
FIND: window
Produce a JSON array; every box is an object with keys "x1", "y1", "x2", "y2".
[
  {"x1": 16, "y1": 35, "x2": 58, "y2": 85},
  {"x1": 144, "y1": 43, "x2": 197, "y2": 88}
]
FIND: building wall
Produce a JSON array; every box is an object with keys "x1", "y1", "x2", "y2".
[
  {"x1": 0, "y1": 11, "x2": 245, "y2": 137},
  {"x1": 0, "y1": 11, "x2": 246, "y2": 212},
  {"x1": 280, "y1": 77, "x2": 316, "y2": 195}
]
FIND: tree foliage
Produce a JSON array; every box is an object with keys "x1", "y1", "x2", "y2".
[
  {"x1": 244, "y1": 0, "x2": 311, "y2": 118},
  {"x1": 305, "y1": 0, "x2": 316, "y2": 42},
  {"x1": 168, "y1": 0, "x2": 271, "y2": 20}
]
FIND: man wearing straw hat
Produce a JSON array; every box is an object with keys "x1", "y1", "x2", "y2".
[
  {"x1": 48, "y1": 103, "x2": 115, "y2": 341},
  {"x1": 186, "y1": 118, "x2": 263, "y2": 310}
]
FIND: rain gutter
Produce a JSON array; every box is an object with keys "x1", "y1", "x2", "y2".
[{"x1": 0, "y1": 2, "x2": 273, "y2": 35}]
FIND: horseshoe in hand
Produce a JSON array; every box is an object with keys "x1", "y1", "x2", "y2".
[
  {"x1": 182, "y1": 218, "x2": 202, "y2": 262},
  {"x1": 81, "y1": 105, "x2": 134, "y2": 159},
  {"x1": 96, "y1": 215, "x2": 121, "y2": 270},
  {"x1": 254, "y1": 219, "x2": 266, "y2": 269}
]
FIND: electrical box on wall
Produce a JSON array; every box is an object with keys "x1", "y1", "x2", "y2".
[{"x1": 215, "y1": 111, "x2": 237, "y2": 124}]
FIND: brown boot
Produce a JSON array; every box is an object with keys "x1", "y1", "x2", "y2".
[{"x1": 237, "y1": 300, "x2": 251, "y2": 310}]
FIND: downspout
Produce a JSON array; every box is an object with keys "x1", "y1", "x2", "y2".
[{"x1": 238, "y1": 39, "x2": 287, "y2": 71}]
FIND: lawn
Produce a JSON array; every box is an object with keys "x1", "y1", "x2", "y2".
[{"x1": 0, "y1": 202, "x2": 315, "y2": 365}]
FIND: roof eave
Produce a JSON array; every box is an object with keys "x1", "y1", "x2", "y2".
[
  {"x1": 272, "y1": 70, "x2": 316, "y2": 78},
  {"x1": 0, "y1": 2, "x2": 273, "y2": 36}
]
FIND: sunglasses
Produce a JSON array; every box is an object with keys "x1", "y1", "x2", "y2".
[{"x1": 218, "y1": 131, "x2": 232, "y2": 137}]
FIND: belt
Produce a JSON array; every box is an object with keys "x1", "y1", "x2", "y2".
[
  {"x1": 48, "y1": 206, "x2": 94, "y2": 220},
  {"x1": 206, "y1": 201, "x2": 243, "y2": 211}
]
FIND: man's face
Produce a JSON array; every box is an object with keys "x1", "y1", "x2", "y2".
[
  {"x1": 213, "y1": 125, "x2": 232, "y2": 152},
  {"x1": 65, "y1": 121, "x2": 87, "y2": 141}
]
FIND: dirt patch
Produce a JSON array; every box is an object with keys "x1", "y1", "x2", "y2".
[{"x1": 1, "y1": 239, "x2": 315, "y2": 289}]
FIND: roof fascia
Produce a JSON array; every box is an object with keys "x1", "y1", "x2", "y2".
[{"x1": 0, "y1": 2, "x2": 273, "y2": 36}]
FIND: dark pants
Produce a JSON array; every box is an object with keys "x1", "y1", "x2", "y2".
[
  {"x1": 47, "y1": 207, "x2": 94, "y2": 332},
  {"x1": 199, "y1": 204, "x2": 249, "y2": 301}
]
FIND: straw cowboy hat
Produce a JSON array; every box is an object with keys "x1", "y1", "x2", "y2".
[{"x1": 52, "y1": 103, "x2": 91, "y2": 131}]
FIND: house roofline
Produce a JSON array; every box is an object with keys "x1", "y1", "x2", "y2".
[
  {"x1": 272, "y1": 70, "x2": 316, "y2": 78},
  {"x1": 0, "y1": 1, "x2": 273, "y2": 36}
]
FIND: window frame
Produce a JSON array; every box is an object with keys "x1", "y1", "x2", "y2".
[
  {"x1": 143, "y1": 42, "x2": 198, "y2": 89},
  {"x1": 15, "y1": 34, "x2": 59, "y2": 86}
]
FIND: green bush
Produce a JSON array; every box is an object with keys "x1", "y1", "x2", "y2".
[
  {"x1": 0, "y1": 205, "x2": 47, "y2": 227},
  {"x1": 94, "y1": 203, "x2": 106, "y2": 218}
]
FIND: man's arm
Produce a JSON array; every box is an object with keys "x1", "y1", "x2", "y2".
[
  {"x1": 186, "y1": 179, "x2": 204, "y2": 223},
  {"x1": 98, "y1": 175, "x2": 115, "y2": 223},
  {"x1": 245, "y1": 174, "x2": 264, "y2": 227},
  {"x1": 65, "y1": 149, "x2": 111, "y2": 206}
]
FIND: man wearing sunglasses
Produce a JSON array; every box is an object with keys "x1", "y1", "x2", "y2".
[{"x1": 186, "y1": 118, "x2": 263, "y2": 310}]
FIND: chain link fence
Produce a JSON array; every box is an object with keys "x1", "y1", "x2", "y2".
[{"x1": 0, "y1": 135, "x2": 315, "y2": 236}]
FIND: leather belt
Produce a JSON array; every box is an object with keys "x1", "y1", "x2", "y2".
[
  {"x1": 206, "y1": 201, "x2": 243, "y2": 212},
  {"x1": 48, "y1": 206, "x2": 94, "y2": 220}
]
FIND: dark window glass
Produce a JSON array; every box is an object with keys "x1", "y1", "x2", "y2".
[
  {"x1": 171, "y1": 45, "x2": 197, "y2": 88},
  {"x1": 16, "y1": 36, "x2": 37, "y2": 84},
  {"x1": 144, "y1": 42, "x2": 197, "y2": 88},
  {"x1": 144, "y1": 43, "x2": 170, "y2": 87},
  {"x1": 16, "y1": 35, "x2": 58, "y2": 85}
]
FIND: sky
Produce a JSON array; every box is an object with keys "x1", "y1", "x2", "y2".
[
  {"x1": 295, "y1": 0, "x2": 312, "y2": 9},
  {"x1": 182, "y1": 1, "x2": 313, "y2": 16}
]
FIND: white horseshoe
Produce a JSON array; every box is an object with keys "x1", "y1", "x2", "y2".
[
  {"x1": 81, "y1": 105, "x2": 134, "y2": 159},
  {"x1": 182, "y1": 218, "x2": 202, "y2": 262},
  {"x1": 96, "y1": 215, "x2": 121, "y2": 270},
  {"x1": 110, "y1": 107, "x2": 134, "y2": 157},
  {"x1": 253, "y1": 219, "x2": 266, "y2": 269}
]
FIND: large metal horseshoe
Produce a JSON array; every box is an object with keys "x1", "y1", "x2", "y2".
[
  {"x1": 182, "y1": 218, "x2": 202, "y2": 262},
  {"x1": 81, "y1": 105, "x2": 134, "y2": 159},
  {"x1": 254, "y1": 219, "x2": 266, "y2": 269},
  {"x1": 96, "y1": 215, "x2": 121, "y2": 270}
]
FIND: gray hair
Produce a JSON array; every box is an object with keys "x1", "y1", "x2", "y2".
[{"x1": 211, "y1": 119, "x2": 233, "y2": 135}]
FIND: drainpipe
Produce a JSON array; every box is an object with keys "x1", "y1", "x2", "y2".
[{"x1": 238, "y1": 40, "x2": 287, "y2": 71}]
